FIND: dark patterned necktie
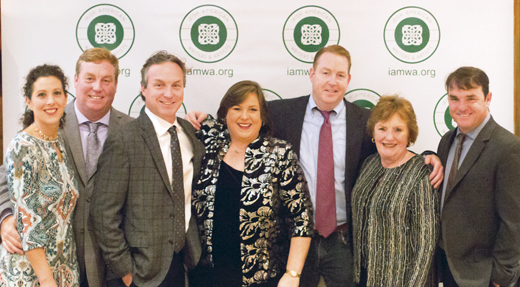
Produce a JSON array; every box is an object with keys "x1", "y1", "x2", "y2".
[
  {"x1": 446, "y1": 133, "x2": 466, "y2": 194},
  {"x1": 86, "y1": 122, "x2": 102, "y2": 177},
  {"x1": 168, "y1": 126, "x2": 186, "y2": 253},
  {"x1": 315, "y1": 110, "x2": 336, "y2": 238}
]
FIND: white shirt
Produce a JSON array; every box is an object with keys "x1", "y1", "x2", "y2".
[{"x1": 145, "y1": 108, "x2": 194, "y2": 231}]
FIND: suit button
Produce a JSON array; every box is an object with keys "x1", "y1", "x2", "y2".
[
  {"x1": 86, "y1": 198, "x2": 91, "y2": 203},
  {"x1": 169, "y1": 239, "x2": 173, "y2": 245},
  {"x1": 170, "y1": 214, "x2": 174, "y2": 219}
]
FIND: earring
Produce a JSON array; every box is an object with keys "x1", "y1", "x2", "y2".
[{"x1": 371, "y1": 138, "x2": 375, "y2": 143}]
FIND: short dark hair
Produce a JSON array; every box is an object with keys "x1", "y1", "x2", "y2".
[
  {"x1": 445, "y1": 66, "x2": 489, "y2": 97},
  {"x1": 217, "y1": 80, "x2": 272, "y2": 136},
  {"x1": 313, "y1": 45, "x2": 352, "y2": 73},
  {"x1": 76, "y1": 47, "x2": 119, "y2": 82},
  {"x1": 140, "y1": 51, "x2": 187, "y2": 101},
  {"x1": 367, "y1": 94, "x2": 418, "y2": 147},
  {"x1": 22, "y1": 64, "x2": 68, "y2": 129}
]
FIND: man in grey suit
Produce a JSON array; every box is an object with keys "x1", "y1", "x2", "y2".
[
  {"x1": 0, "y1": 48, "x2": 133, "y2": 287},
  {"x1": 91, "y1": 51, "x2": 203, "y2": 287},
  {"x1": 437, "y1": 67, "x2": 520, "y2": 287}
]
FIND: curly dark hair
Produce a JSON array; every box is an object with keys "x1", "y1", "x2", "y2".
[{"x1": 22, "y1": 64, "x2": 68, "y2": 129}]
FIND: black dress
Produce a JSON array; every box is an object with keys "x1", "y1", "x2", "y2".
[{"x1": 212, "y1": 160, "x2": 243, "y2": 286}]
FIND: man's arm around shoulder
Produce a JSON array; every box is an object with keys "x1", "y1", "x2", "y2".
[{"x1": 0, "y1": 164, "x2": 23, "y2": 254}]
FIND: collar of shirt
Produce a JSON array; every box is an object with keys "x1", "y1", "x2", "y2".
[
  {"x1": 75, "y1": 100, "x2": 111, "y2": 126},
  {"x1": 307, "y1": 93, "x2": 345, "y2": 120},
  {"x1": 144, "y1": 107, "x2": 182, "y2": 136},
  {"x1": 456, "y1": 113, "x2": 491, "y2": 141}
]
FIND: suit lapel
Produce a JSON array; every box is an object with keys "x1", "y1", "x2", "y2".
[
  {"x1": 177, "y1": 118, "x2": 203, "y2": 180},
  {"x1": 288, "y1": 96, "x2": 309, "y2": 157},
  {"x1": 444, "y1": 118, "x2": 496, "y2": 203},
  {"x1": 62, "y1": 102, "x2": 89, "y2": 186},
  {"x1": 138, "y1": 112, "x2": 173, "y2": 194}
]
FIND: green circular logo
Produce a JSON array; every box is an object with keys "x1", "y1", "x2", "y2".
[
  {"x1": 283, "y1": 6, "x2": 340, "y2": 63},
  {"x1": 395, "y1": 17, "x2": 429, "y2": 53},
  {"x1": 294, "y1": 17, "x2": 329, "y2": 53},
  {"x1": 444, "y1": 105, "x2": 456, "y2": 130},
  {"x1": 263, "y1": 89, "x2": 282, "y2": 101},
  {"x1": 345, "y1": 89, "x2": 381, "y2": 110},
  {"x1": 87, "y1": 15, "x2": 124, "y2": 50},
  {"x1": 76, "y1": 4, "x2": 135, "y2": 59},
  {"x1": 433, "y1": 93, "x2": 455, "y2": 136},
  {"x1": 67, "y1": 92, "x2": 76, "y2": 104},
  {"x1": 180, "y1": 5, "x2": 238, "y2": 63},
  {"x1": 384, "y1": 6, "x2": 440, "y2": 64},
  {"x1": 191, "y1": 16, "x2": 227, "y2": 52}
]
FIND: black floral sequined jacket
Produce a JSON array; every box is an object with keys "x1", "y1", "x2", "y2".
[{"x1": 192, "y1": 119, "x2": 314, "y2": 286}]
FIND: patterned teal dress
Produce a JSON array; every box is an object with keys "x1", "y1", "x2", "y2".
[{"x1": 0, "y1": 132, "x2": 80, "y2": 287}]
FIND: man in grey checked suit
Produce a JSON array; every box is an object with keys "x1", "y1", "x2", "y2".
[
  {"x1": 0, "y1": 48, "x2": 133, "y2": 287},
  {"x1": 91, "y1": 51, "x2": 203, "y2": 287}
]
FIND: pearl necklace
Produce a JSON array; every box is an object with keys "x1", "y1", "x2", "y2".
[{"x1": 34, "y1": 123, "x2": 58, "y2": 141}]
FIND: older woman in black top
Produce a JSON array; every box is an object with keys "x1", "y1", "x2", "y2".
[{"x1": 351, "y1": 95, "x2": 439, "y2": 287}]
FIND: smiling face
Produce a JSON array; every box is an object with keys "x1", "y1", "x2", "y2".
[
  {"x1": 309, "y1": 52, "x2": 351, "y2": 111},
  {"x1": 226, "y1": 93, "x2": 262, "y2": 145},
  {"x1": 26, "y1": 76, "x2": 67, "y2": 131},
  {"x1": 74, "y1": 60, "x2": 117, "y2": 122},
  {"x1": 373, "y1": 113, "x2": 410, "y2": 165},
  {"x1": 448, "y1": 86, "x2": 491, "y2": 134},
  {"x1": 141, "y1": 62, "x2": 184, "y2": 124}
]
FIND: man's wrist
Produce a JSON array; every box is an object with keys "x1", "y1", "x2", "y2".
[{"x1": 0, "y1": 210, "x2": 14, "y2": 229}]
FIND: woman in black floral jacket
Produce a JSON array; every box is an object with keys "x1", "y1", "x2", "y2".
[{"x1": 190, "y1": 81, "x2": 314, "y2": 287}]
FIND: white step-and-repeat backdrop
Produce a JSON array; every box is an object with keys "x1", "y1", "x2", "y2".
[{"x1": 2, "y1": 1, "x2": 514, "y2": 154}]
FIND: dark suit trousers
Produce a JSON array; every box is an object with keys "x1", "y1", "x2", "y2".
[{"x1": 300, "y1": 230, "x2": 354, "y2": 287}]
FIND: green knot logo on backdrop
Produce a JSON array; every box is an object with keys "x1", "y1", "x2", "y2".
[
  {"x1": 283, "y1": 6, "x2": 340, "y2": 63},
  {"x1": 345, "y1": 89, "x2": 381, "y2": 110},
  {"x1": 180, "y1": 5, "x2": 238, "y2": 63},
  {"x1": 384, "y1": 6, "x2": 440, "y2": 64},
  {"x1": 76, "y1": 4, "x2": 135, "y2": 59},
  {"x1": 434, "y1": 94, "x2": 456, "y2": 136}
]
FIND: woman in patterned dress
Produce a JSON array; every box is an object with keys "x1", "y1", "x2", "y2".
[
  {"x1": 351, "y1": 95, "x2": 439, "y2": 287},
  {"x1": 0, "y1": 65, "x2": 79, "y2": 287},
  {"x1": 190, "y1": 81, "x2": 314, "y2": 287}
]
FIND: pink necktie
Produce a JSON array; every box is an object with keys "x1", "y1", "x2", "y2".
[{"x1": 316, "y1": 110, "x2": 336, "y2": 238}]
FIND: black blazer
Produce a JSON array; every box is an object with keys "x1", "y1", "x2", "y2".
[
  {"x1": 267, "y1": 95, "x2": 376, "y2": 235},
  {"x1": 437, "y1": 116, "x2": 520, "y2": 287}
]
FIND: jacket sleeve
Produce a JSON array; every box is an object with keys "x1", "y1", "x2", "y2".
[
  {"x1": 0, "y1": 164, "x2": 13, "y2": 228},
  {"x1": 91, "y1": 130, "x2": 133, "y2": 277},
  {"x1": 407, "y1": 175, "x2": 439, "y2": 286},
  {"x1": 276, "y1": 143, "x2": 314, "y2": 237},
  {"x1": 491, "y1": 139, "x2": 520, "y2": 285}
]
